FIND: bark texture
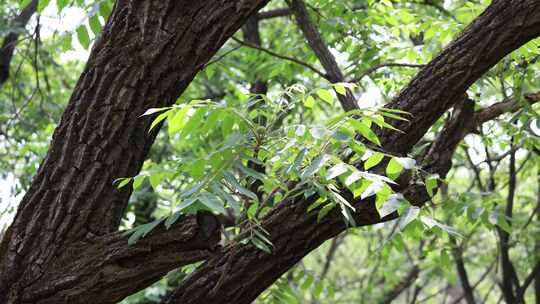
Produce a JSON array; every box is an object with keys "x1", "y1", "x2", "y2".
[
  {"x1": 0, "y1": 0, "x2": 269, "y2": 302},
  {"x1": 1, "y1": 0, "x2": 540, "y2": 303}
]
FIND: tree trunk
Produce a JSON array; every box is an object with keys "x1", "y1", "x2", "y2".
[
  {"x1": 1, "y1": 1, "x2": 540, "y2": 304},
  {"x1": 0, "y1": 0, "x2": 269, "y2": 302}
]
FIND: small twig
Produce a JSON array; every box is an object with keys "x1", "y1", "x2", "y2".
[
  {"x1": 232, "y1": 36, "x2": 328, "y2": 79},
  {"x1": 349, "y1": 62, "x2": 424, "y2": 83}
]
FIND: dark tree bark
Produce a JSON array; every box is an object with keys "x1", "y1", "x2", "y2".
[
  {"x1": 497, "y1": 145, "x2": 520, "y2": 303},
  {"x1": 1, "y1": 1, "x2": 540, "y2": 304},
  {"x1": 0, "y1": 0, "x2": 37, "y2": 87},
  {"x1": 164, "y1": 2, "x2": 540, "y2": 304},
  {"x1": 0, "y1": 0, "x2": 269, "y2": 302}
]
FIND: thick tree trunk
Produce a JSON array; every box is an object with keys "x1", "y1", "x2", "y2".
[
  {"x1": 0, "y1": 0, "x2": 269, "y2": 302},
  {"x1": 1, "y1": 0, "x2": 540, "y2": 303},
  {"x1": 165, "y1": 2, "x2": 540, "y2": 303}
]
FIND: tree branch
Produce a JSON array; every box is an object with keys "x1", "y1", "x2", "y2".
[
  {"x1": 379, "y1": 265, "x2": 421, "y2": 304},
  {"x1": 0, "y1": 0, "x2": 37, "y2": 87},
  {"x1": 287, "y1": 0, "x2": 358, "y2": 111},
  {"x1": 231, "y1": 36, "x2": 328, "y2": 79},
  {"x1": 257, "y1": 8, "x2": 291, "y2": 20},
  {"x1": 348, "y1": 62, "x2": 425, "y2": 83},
  {"x1": 21, "y1": 213, "x2": 220, "y2": 304}
]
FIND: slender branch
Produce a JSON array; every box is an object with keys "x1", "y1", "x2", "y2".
[
  {"x1": 319, "y1": 235, "x2": 343, "y2": 280},
  {"x1": 379, "y1": 265, "x2": 421, "y2": 304},
  {"x1": 0, "y1": 0, "x2": 37, "y2": 87},
  {"x1": 287, "y1": 0, "x2": 358, "y2": 111},
  {"x1": 349, "y1": 62, "x2": 425, "y2": 83},
  {"x1": 475, "y1": 92, "x2": 540, "y2": 125},
  {"x1": 516, "y1": 260, "x2": 540, "y2": 301},
  {"x1": 257, "y1": 8, "x2": 291, "y2": 20},
  {"x1": 231, "y1": 36, "x2": 327, "y2": 79},
  {"x1": 450, "y1": 238, "x2": 475, "y2": 304},
  {"x1": 496, "y1": 142, "x2": 521, "y2": 303}
]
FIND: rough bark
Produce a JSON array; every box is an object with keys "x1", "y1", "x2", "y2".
[
  {"x1": 0, "y1": 0, "x2": 37, "y2": 87},
  {"x1": 21, "y1": 213, "x2": 219, "y2": 304},
  {"x1": 0, "y1": 0, "x2": 269, "y2": 302},
  {"x1": 165, "y1": 2, "x2": 540, "y2": 303}
]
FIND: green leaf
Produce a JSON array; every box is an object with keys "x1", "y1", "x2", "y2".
[
  {"x1": 301, "y1": 154, "x2": 329, "y2": 179},
  {"x1": 386, "y1": 157, "x2": 404, "y2": 179},
  {"x1": 56, "y1": 0, "x2": 69, "y2": 11},
  {"x1": 141, "y1": 107, "x2": 170, "y2": 116},
  {"x1": 237, "y1": 163, "x2": 266, "y2": 181},
  {"x1": 149, "y1": 111, "x2": 170, "y2": 132},
  {"x1": 223, "y1": 172, "x2": 259, "y2": 202},
  {"x1": 251, "y1": 237, "x2": 272, "y2": 253},
  {"x1": 399, "y1": 206, "x2": 420, "y2": 230},
  {"x1": 497, "y1": 214, "x2": 512, "y2": 233},
  {"x1": 316, "y1": 89, "x2": 334, "y2": 104},
  {"x1": 304, "y1": 95, "x2": 315, "y2": 108},
  {"x1": 345, "y1": 171, "x2": 363, "y2": 186},
  {"x1": 425, "y1": 174, "x2": 439, "y2": 197},
  {"x1": 164, "y1": 212, "x2": 182, "y2": 229},
  {"x1": 132, "y1": 175, "x2": 145, "y2": 190},
  {"x1": 379, "y1": 194, "x2": 403, "y2": 217},
  {"x1": 61, "y1": 34, "x2": 72, "y2": 52},
  {"x1": 286, "y1": 148, "x2": 308, "y2": 174},
  {"x1": 308, "y1": 197, "x2": 327, "y2": 212},
  {"x1": 350, "y1": 120, "x2": 381, "y2": 145},
  {"x1": 127, "y1": 218, "x2": 164, "y2": 245},
  {"x1": 37, "y1": 0, "x2": 51, "y2": 12},
  {"x1": 326, "y1": 162, "x2": 349, "y2": 180},
  {"x1": 198, "y1": 192, "x2": 226, "y2": 214},
  {"x1": 177, "y1": 197, "x2": 198, "y2": 211},
  {"x1": 317, "y1": 202, "x2": 337, "y2": 222},
  {"x1": 76, "y1": 26, "x2": 91, "y2": 49},
  {"x1": 181, "y1": 108, "x2": 206, "y2": 138},
  {"x1": 149, "y1": 172, "x2": 165, "y2": 189},
  {"x1": 89, "y1": 15, "x2": 102, "y2": 36},
  {"x1": 333, "y1": 83, "x2": 347, "y2": 96},
  {"x1": 364, "y1": 152, "x2": 385, "y2": 170},
  {"x1": 114, "y1": 177, "x2": 132, "y2": 189}
]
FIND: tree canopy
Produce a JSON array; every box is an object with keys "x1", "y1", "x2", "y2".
[{"x1": 0, "y1": 0, "x2": 540, "y2": 303}]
